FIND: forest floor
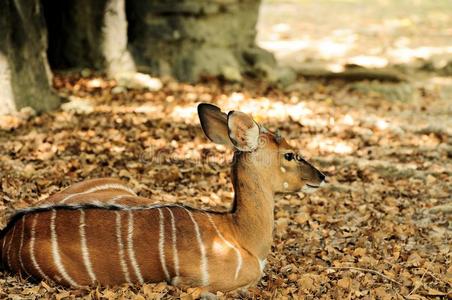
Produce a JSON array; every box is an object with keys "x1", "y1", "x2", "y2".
[
  {"x1": 258, "y1": 0, "x2": 452, "y2": 78},
  {"x1": 0, "y1": 0, "x2": 451, "y2": 299},
  {"x1": 0, "y1": 70, "x2": 450, "y2": 299}
]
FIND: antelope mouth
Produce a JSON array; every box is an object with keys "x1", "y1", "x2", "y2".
[{"x1": 305, "y1": 183, "x2": 320, "y2": 189}]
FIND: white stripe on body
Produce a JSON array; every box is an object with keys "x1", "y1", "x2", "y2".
[
  {"x1": 1, "y1": 234, "x2": 5, "y2": 257},
  {"x1": 29, "y1": 213, "x2": 52, "y2": 282},
  {"x1": 166, "y1": 208, "x2": 180, "y2": 284},
  {"x1": 5, "y1": 225, "x2": 16, "y2": 270},
  {"x1": 60, "y1": 184, "x2": 136, "y2": 203},
  {"x1": 50, "y1": 209, "x2": 80, "y2": 287},
  {"x1": 1, "y1": 230, "x2": 6, "y2": 264},
  {"x1": 115, "y1": 211, "x2": 131, "y2": 283},
  {"x1": 184, "y1": 208, "x2": 209, "y2": 286},
  {"x1": 127, "y1": 210, "x2": 143, "y2": 284},
  {"x1": 79, "y1": 209, "x2": 96, "y2": 283},
  {"x1": 157, "y1": 208, "x2": 170, "y2": 281},
  {"x1": 2, "y1": 226, "x2": 7, "y2": 265},
  {"x1": 18, "y1": 215, "x2": 31, "y2": 277},
  {"x1": 206, "y1": 213, "x2": 243, "y2": 280}
]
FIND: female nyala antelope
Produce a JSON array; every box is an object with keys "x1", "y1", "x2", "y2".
[{"x1": 0, "y1": 103, "x2": 325, "y2": 292}]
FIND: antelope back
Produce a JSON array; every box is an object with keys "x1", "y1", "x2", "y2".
[{"x1": 0, "y1": 204, "x2": 259, "y2": 291}]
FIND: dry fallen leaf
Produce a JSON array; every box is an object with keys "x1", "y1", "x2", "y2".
[
  {"x1": 298, "y1": 274, "x2": 316, "y2": 292},
  {"x1": 337, "y1": 277, "x2": 351, "y2": 289}
]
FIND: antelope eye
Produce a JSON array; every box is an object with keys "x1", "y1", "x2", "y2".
[{"x1": 284, "y1": 153, "x2": 294, "y2": 161}]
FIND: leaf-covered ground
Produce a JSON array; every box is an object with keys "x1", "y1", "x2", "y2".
[
  {"x1": 258, "y1": 0, "x2": 452, "y2": 74},
  {"x1": 0, "y1": 72, "x2": 450, "y2": 299}
]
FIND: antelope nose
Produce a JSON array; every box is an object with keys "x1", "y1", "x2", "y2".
[{"x1": 318, "y1": 172, "x2": 327, "y2": 186}]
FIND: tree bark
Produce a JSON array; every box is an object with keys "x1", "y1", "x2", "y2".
[
  {"x1": 0, "y1": 0, "x2": 60, "y2": 114},
  {"x1": 43, "y1": 0, "x2": 136, "y2": 76},
  {"x1": 126, "y1": 0, "x2": 280, "y2": 82}
]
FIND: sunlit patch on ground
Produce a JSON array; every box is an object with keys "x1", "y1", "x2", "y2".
[{"x1": 258, "y1": 0, "x2": 452, "y2": 71}]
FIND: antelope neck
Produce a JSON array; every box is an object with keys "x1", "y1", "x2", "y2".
[{"x1": 230, "y1": 153, "x2": 275, "y2": 260}]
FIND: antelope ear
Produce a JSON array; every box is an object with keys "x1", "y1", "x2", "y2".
[
  {"x1": 198, "y1": 103, "x2": 233, "y2": 146},
  {"x1": 227, "y1": 111, "x2": 260, "y2": 152}
]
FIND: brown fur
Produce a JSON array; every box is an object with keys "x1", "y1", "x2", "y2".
[{"x1": 0, "y1": 104, "x2": 325, "y2": 292}]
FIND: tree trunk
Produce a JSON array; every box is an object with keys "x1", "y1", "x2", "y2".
[
  {"x1": 126, "y1": 0, "x2": 281, "y2": 83},
  {"x1": 0, "y1": 0, "x2": 60, "y2": 115},
  {"x1": 43, "y1": 0, "x2": 136, "y2": 76}
]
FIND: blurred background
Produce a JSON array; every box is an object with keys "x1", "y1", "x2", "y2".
[{"x1": 0, "y1": 0, "x2": 450, "y2": 299}]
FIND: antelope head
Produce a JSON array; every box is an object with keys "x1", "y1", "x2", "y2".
[{"x1": 198, "y1": 103, "x2": 326, "y2": 195}]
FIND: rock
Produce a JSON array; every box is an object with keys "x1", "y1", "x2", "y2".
[
  {"x1": 284, "y1": 82, "x2": 312, "y2": 93},
  {"x1": 253, "y1": 63, "x2": 296, "y2": 86},
  {"x1": 61, "y1": 97, "x2": 94, "y2": 114},
  {"x1": 351, "y1": 82, "x2": 416, "y2": 102},
  {"x1": 273, "y1": 66, "x2": 297, "y2": 87},
  {"x1": 253, "y1": 62, "x2": 274, "y2": 79},
  {"x1": 221, "y1": 66, "x2": 243, "y2": 82},
  {"x1": 127, "y1": 0, "x2": 278, "y2": 82},
  {"x1": 243, "y1": 47, "x2": 277, "y2": 67},
  {"x1": 115, "y1": 72, "x2": 163, "y2": 91},
  {"x1": 111, "y1": 86, "x2": 127, "y2": 94}
]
